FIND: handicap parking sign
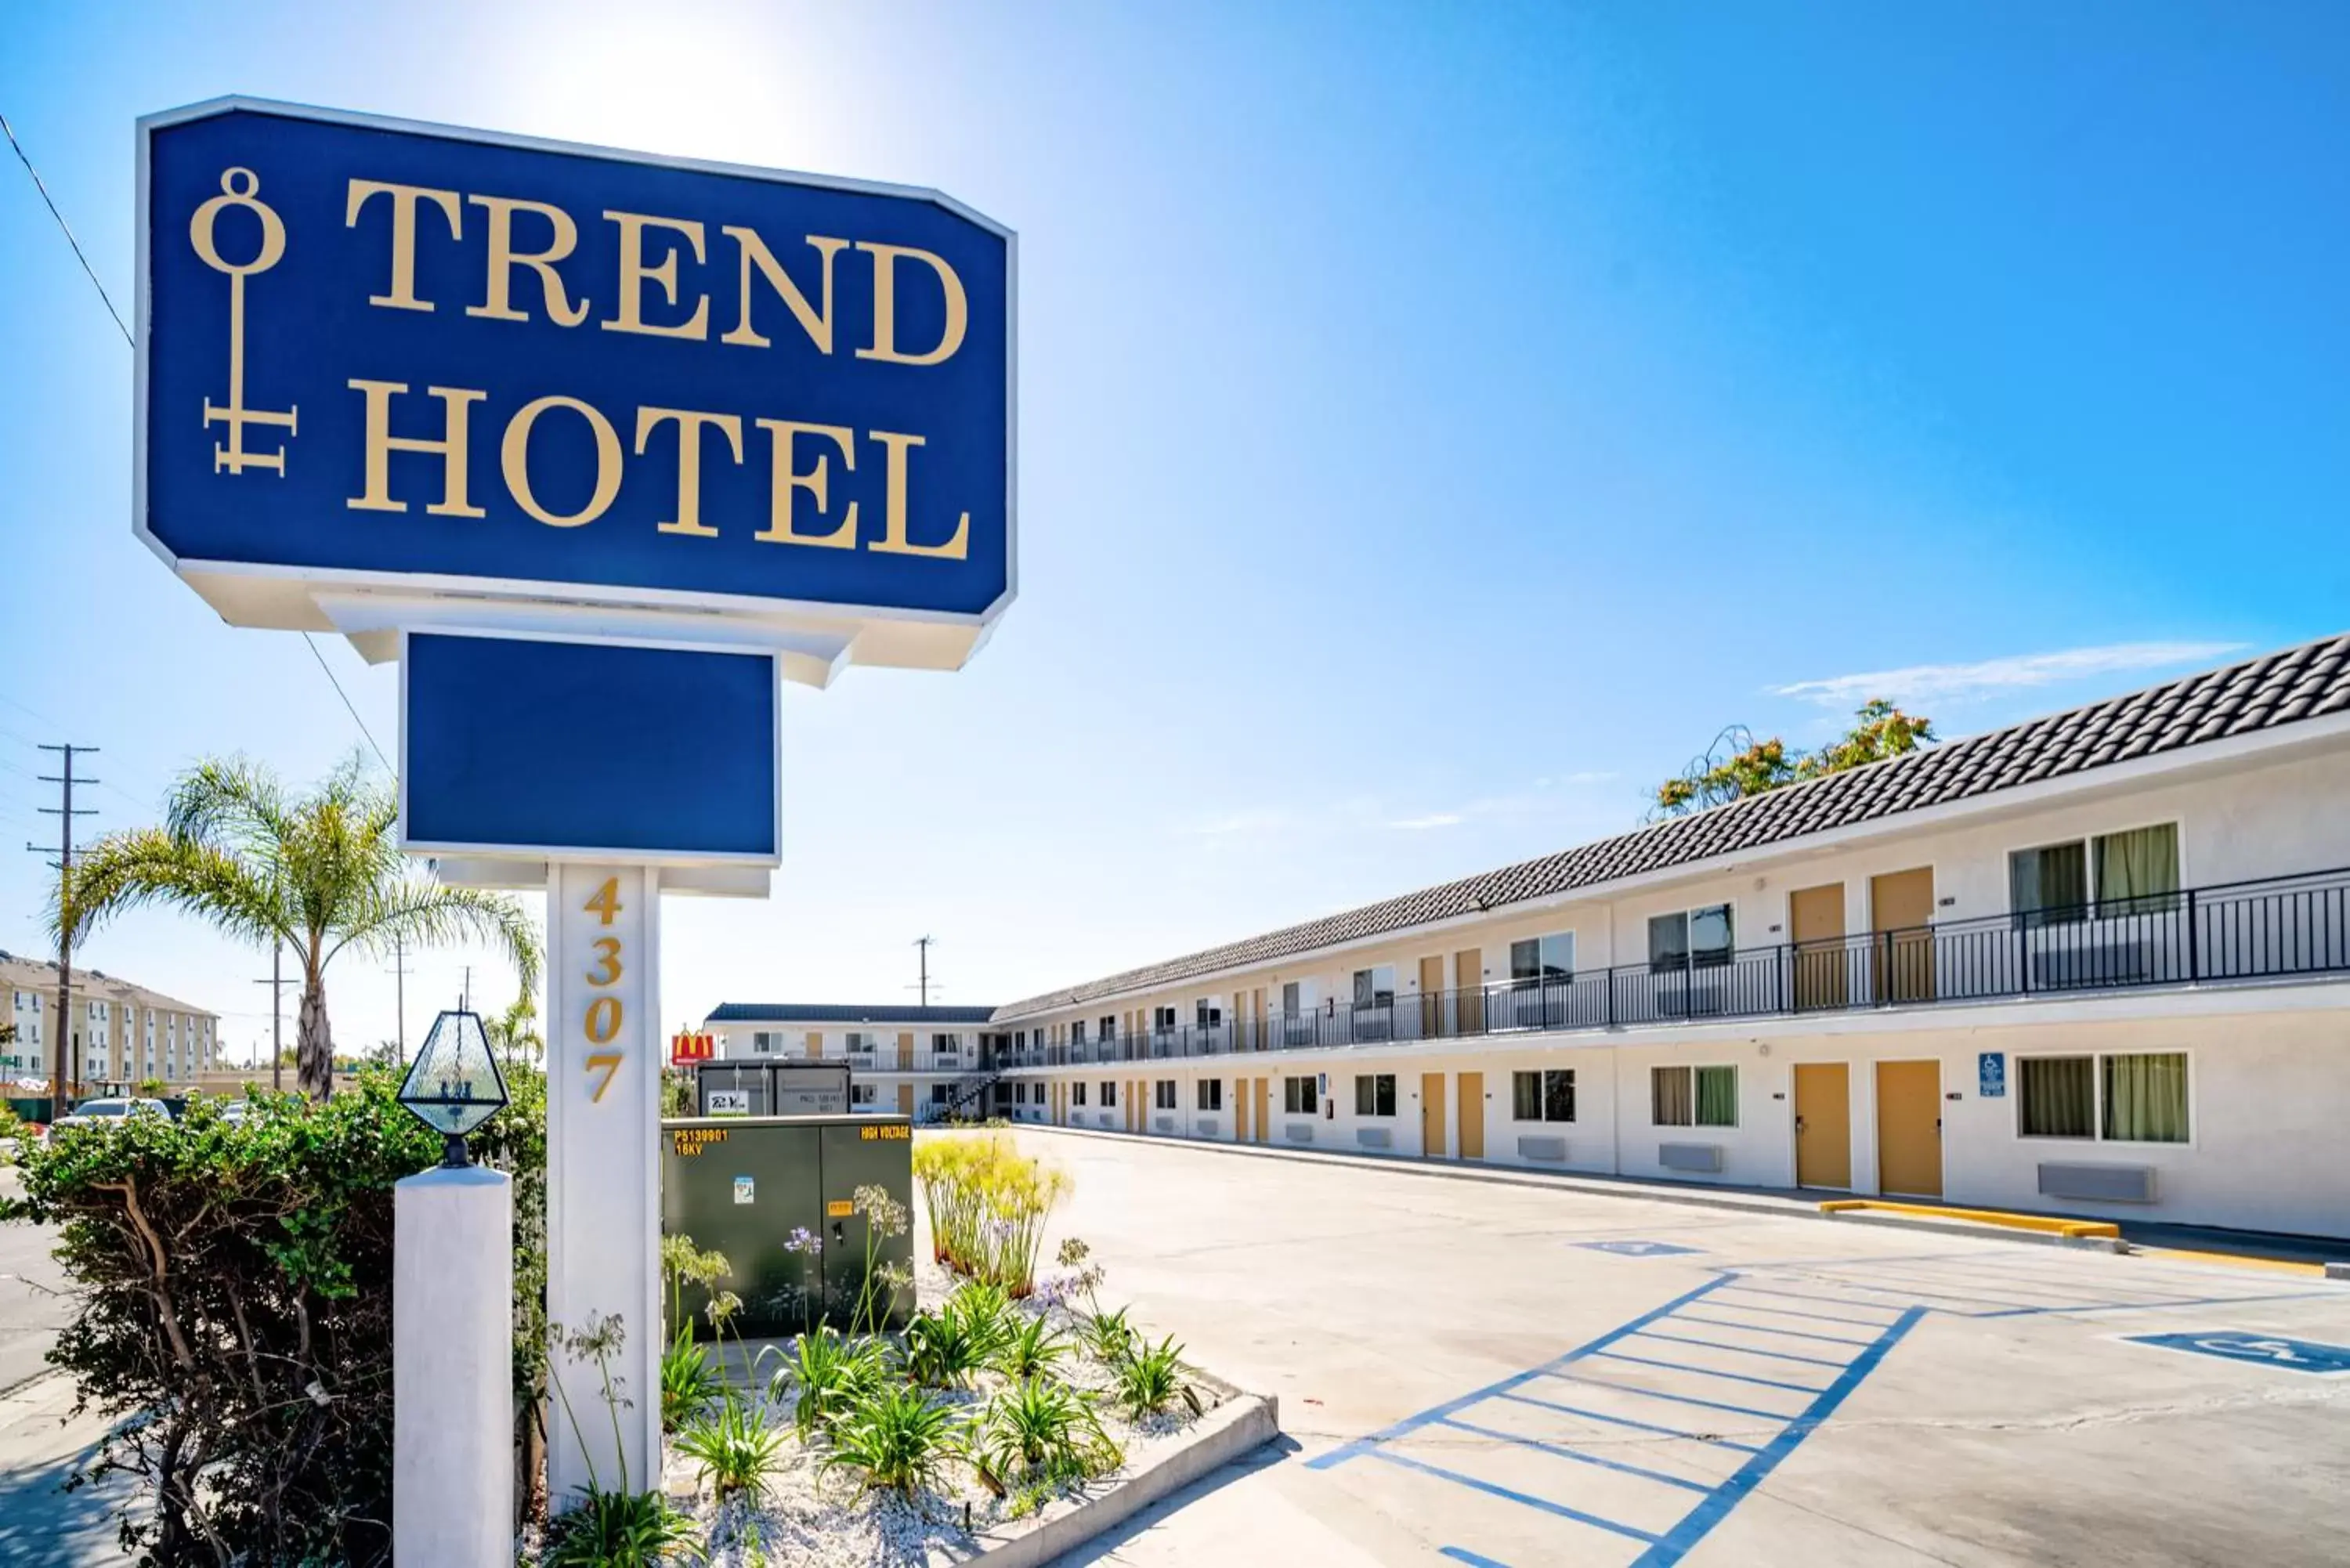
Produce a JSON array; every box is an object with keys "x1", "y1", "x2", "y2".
[
  {"x1": 2125, "y1": 1331, "x2": 2350, "y2": 1375},
  {"x1": 1575, "y1": 1240, "x2": 1703, "y2": 1258}
]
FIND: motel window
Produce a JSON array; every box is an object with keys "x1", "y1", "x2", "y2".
[
  {"x1": 1512, "y1": 1070, "x2": 1574, "y2": 1122},
  {"x1": 1100, "y1": 1015, "x2": 1117, "y2": 1041},
  {"x1": 932, "y1": 1034, "x2": 962, "y2": 1054},
  {"x1": 1354, "y1": 1073, "x2": 1397, "y2": 1118},
  {"x1": 2011, "y1": 824, "x2": 2179, "y2": 927},
  {"x1": 1195, "y1": 999, "x2": 1224, "y2": 1029},
  {"x1": 1153, "y1": 1006, "x2": 1177, "y2": 1031},
  {"x1": 1281, "y1": 981, "x2": 1302, "y2": 1014},
  {"x1": 846, "y1": 1031, "x2": 875, "y2": 1053},
  {"x1": 751, "y1": 1031, "x2": 781, "y2": 1055},
  {"x1": 1284, "y1": 1075, "x2": 1318, "y2": 1115},
  {"x1": 1351, "y1": 966, "x2": 1397, "y2": 1009},
  {"x1": 931, "y1": 1083, "x2": 950, "y2": 1104},
  {"x1": 851, "y1": 1082, "x2": 876, "y2": 1106},
  {"x1": 1155, "y1": 1080, "x2": 1176, "y2": 1110},
  {"x1": 1072, "y1": 1020, "x2": 1087, "y2": 1045},
  {"x1": 1651, "y1": 1065, "x2": 1737, "y2": 1128},
  {"x1": 1100, "y1": 1082, "x2": 1116, "y2": 1107},
  {"x1": 1072, "y1": 1082, "x2": 1087, "y2": 1107},
  {"x1": 1649, "y1": 906, "x2": 1734, "y2": 972},
  {"x1": 1197, "y1": 1078, "x2": 1223, "y2": 1111},
  {"x1": 1510, "y1": 934, "x2": 1575, "y2": 988},
  {"x1": 2018, "y1": 1052, "x2": 2188, "y2": 1143}
]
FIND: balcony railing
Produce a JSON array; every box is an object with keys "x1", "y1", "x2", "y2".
[{"x1": 987, "y1": 866, "x2": 2350, "y2": 1068}]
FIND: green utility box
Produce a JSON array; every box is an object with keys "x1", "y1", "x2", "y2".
[{"x1": 660, "y1": 1114, "x2": 915, "y2": 1338}]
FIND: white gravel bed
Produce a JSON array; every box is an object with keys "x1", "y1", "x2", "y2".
[{"x1": 645, "y1": 1252, "x2": 1223, "y2": 1567}]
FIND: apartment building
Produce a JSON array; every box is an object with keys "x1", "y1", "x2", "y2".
[
  {"x1": 1, "y1": 950, "x2": 221, "y2": 1093},
  {"x1": 982, "y1": 633, "x2": 2350, "y2": 1240},
  {"x1": 697, "y1": 1003, "x2": 1003, "y2": 1119}
]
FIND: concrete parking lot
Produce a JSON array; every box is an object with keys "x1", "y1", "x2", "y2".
[{"x1": 1019, "y1": 1129, "x2": 2350, "y2": 1568}]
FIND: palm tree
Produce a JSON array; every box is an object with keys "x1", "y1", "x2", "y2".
[
  {"x1": 61, "y1": 754, "x2": 542, "y2": 1099},
  {"x1": 483, "y1": 990, "x2": 543, "y2": 1072}
]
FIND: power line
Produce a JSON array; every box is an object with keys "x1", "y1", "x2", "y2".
[
  {"x1": 3, "y1": 114, "x2": 389, "y2": 775},
  {"x1": 302, "y1": 634, "x2": 392, "y2": 771},
  {"x1": 0, "y1": 112, "x2": 131, "y2": 348}
]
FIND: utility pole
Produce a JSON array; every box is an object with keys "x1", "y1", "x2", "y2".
[
  {"x1": 255, "y1": 943, "x2": 294, "y2": 1093},
  {"x1": 461, "y1": 963, "x2": 472, "y2": 1013},
  {"x1": 913, "y1": 935, "x2": 934, "y2": 1008},
  {"x1": 389, "y1": 934, "x2": 413, "y2": 1068},
  {"x1": 28, "y1": 744, "x2": 97, "y2": 1107}
]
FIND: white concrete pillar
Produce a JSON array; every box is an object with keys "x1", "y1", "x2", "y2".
[
  {"x1": 546, "y1": 863, "x2": 663, "y2": 1506},
  {"x1": 395, "y1": 1165, "x2": 513, "y2": 1566}
]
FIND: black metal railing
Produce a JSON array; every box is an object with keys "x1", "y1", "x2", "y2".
[{"x1": 983, "y1": 866, "x2": 2350, "y2": 1069}]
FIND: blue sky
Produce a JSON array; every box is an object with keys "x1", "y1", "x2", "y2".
[{"x1": 2, "y1": 2, "x2": 2345, "y2": 1064}]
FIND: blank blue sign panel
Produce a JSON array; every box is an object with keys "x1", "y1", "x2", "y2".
[
  {"x1": 2125, "y1": 1331, "x2": 2350, "y2": 1375},
  {"x1": 1575, "y1": 1241, "x2": 1704, "y2": 1258},
  {"x1": 403, "y1": 634, "x2": 776, "y2": 859}
]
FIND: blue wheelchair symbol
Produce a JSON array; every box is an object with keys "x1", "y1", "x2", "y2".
[
  {"x1": 2125, "y1": 1331, "x2": 2350, "y2": 1375},
  {"x1": 1574, "y1": 1240, "x2": 1702, "y2": 1258}
]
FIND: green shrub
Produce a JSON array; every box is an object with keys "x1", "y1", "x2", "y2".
[
  {"x1": 911, "y1": 1133, "x2": 1068, "y2": 1295},
  {"x1": 661, "y1": 1330, "x2": 725, "y2": 1433},
  {"x1": 822, "y1": 1383, "x2": 964, "y2": 1499},
  {"x1": 1076, "y1": 1302, "x2": 1137, "y2": 1367},
  {"x1": 967, "y1": 1375, "x2": 1121, "y2": 1494},
  {"x1": 763, "y1": 1328, "x2": 891, "y2": 1440},
  {"x1": 1112, "y1": 1335, "x2": 1202, "y2": 1421},
  {"x1": 539, "y1": 1483, "x2": 704, "y2": 1566},
  {"x1": 0, "y1": 1069, "x2": 545, "y2": 1566},
  {"x1": 991, "y1": 1311, "x2": 1072, "y2": 1381},
  {"x1": 673, "y1": 1394, "x2": 786, "y2": 1502}
]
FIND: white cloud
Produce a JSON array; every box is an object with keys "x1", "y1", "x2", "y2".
[
  {"x1": 1771, "y1": 641, "x2": 2247, "y2": 710},
  {"x1": 1385, "y1": 812, "x2": 1464, "y2": 831}
]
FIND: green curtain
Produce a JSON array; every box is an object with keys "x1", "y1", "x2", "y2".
[
  {"x1": 1652, "y1": 1067, "x2": 1693, "y2": 1125},
  {"x1": 2102, "y1": 1053, "x2": 2189, "y2": 1143},
  {"x1": 1696, "y1": 1065, "x2": 1737, "y2": 1126},
  {"x1": 2021, "y1": 1056, "x2": 2095, "y2": 1137},
  {"x1": 2097, "y1": 825, "x2": 2179, "y2": 912}
]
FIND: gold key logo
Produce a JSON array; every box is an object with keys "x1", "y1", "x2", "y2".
[{"x1": 190, "y1": 167, "x2": 298, "y2": 475}]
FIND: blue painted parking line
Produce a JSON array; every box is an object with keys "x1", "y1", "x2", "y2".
[
  {"x1": 1591, "y1": 1349, "x2": 1828, "y2": 1395},
  {"x1": 1576, "y1": 1239, "x2": 1705, "y2": 1257},
  {"x1": 1438, "y1": 1548, "x2": 1515, "y2": 1568},
  {"x1": 1708, "y1": 1284, "x2": 1908, "y2": 1323},
  {"x1": 1367, "y1": 1449, "x2": 1661, "y2": 1543},
  {"x1": 1493, "y1": 1389, "x2": 1763, "y2": 1453},
  {"x1": 2124, "y1": 1331, "x2": 2350, "y2": 1374},
  {"x1": 1676, "y1": 1310, "x2": 1878, "y2": 1347},
  {"x1": 1437, "y1": 1415, "x2": 1716, "y2": 1492},
  {"x1": 1546, "y1": 1371, "x2": 1794, "y2": 1423},
  {"x1": 1634, "y1": 1328, "x2": 1854, "y2": 1369}
]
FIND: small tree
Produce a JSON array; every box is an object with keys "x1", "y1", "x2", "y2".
[
  {"x1": 1655, "y1": 700, "x2": 1936, "y2": 817},
  {"x1": 63, "y1": 755, "x2": 542, "y2": 1099}
]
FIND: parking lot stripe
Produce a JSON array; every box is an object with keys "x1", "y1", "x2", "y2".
[
  {"x1": 1626, "y1": 1306, "x2": 1929, "y2": 1568},
  {"x1": 1707, "y1": 1285, "x2": 1907, "y2": 1325},
  {"x1": 1308, "y1": 1275, "x2": 1737, "y2": 1471},
  {"x1": 1547, "y1": 1371, "x2": 1793, "y2": 1423},
  {"x1": 1436, "y1": 1414, "x2": 1716, "y2": 1493},
  {"x1": 1494, "y1": 1389, "x2": 1764, "y2": 1453},
  {"x1": 1676, "y1": 1310, "x2": 1878, "y2": 1347},
  {"x1": 1366, "y1": 1449, "x2": 1661, "y2": 1544},
  {"x1": 1592, "y1": 1349, "x2": 1829, "y2": 1394},
  {"x1": 1632, "y1": 1329, "x2": 1853, "y2": 1369},
  {"x1": 1438, "y1": 1548, "x2": 1515, "y2": 1568}
]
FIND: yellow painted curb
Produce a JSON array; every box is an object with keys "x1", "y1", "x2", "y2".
[
  {"x1": 2138, "y1": 1247, "x2": 2326, "y2": 1277},
  {"x1": 1817, "y1": 1198, "x2": 2120, "y2": 1239}
]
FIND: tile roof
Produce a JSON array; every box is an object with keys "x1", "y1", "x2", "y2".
[
  {"x1": 707, "y1": 1003, "x2": 998, "y2": 1026},
  {"x1": 994, "y1": 632, "x2": 2350, "y2": 1019}
]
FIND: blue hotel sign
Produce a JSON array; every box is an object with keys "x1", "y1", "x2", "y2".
[{"x1": 136, "y1": 99, "x2": 1014, "y2": 644}]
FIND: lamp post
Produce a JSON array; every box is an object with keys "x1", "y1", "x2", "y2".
[
  {"x1": 391, "y1": 1005, "x2": 512, "y2": 1565},
  {"x1": 394, "y1": 1007, "x2": 508, "y2": 1166}
]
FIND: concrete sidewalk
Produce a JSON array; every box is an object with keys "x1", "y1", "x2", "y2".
[{"x1": 0, "y1": 1374, "x2": 135, "y2": 1566}]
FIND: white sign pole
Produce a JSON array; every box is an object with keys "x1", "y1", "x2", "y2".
[{"x1": 544, "y1": 862, "x2": 663, "y2": 1505}]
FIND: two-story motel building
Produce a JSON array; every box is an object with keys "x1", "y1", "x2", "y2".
[
  {"x1": 972, "y1": 634, "x2": 2350, "y2": 1240},
  {"x1": 697, "y1": 1003, "x2": 999, "y2": 1118}
]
